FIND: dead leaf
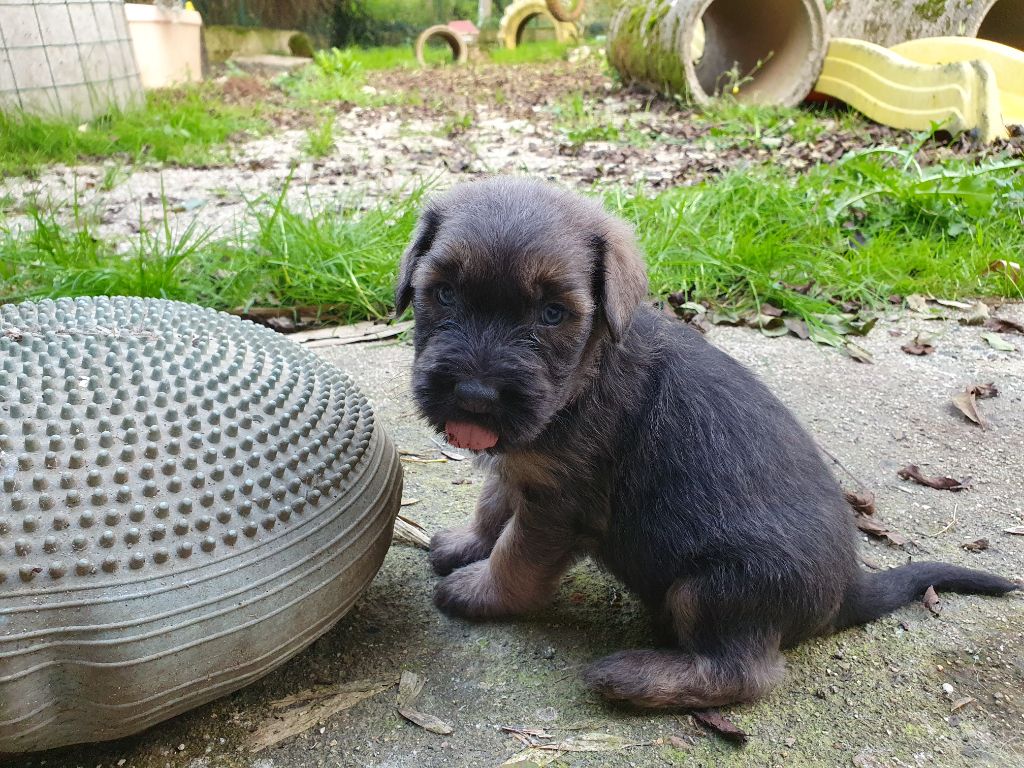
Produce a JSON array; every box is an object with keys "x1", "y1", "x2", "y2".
[
  {"x1": 953, "y1": 382, "x2": 999, "y2": 428},
  {"x1": 500, "y1": 725, "x2": 553, "y2": 743},
  {"x1": 430, "y1": 436, "x2": 470, "y2": 460},
  {"x1": 501, "y1": 732, "x2": 644, "y2": 766},
  {"x1": 1004, "y1": 526, "x2": 1024, "y2": 535},
  {"x1": 951, "y1": 390, "x2": 986, "y2": 429},
  {"x1": 781, "y1": 279, "x2": 814, "y2": 295},
  {"x1": 897, "y1": 465, "x2": 971, "y2": 492},
  {"x1": 708, "y1": 308, "x2": 741, "y2": 326},
  {"x1": 855, "y1": 514, "x2": 911, "y2": 547},
  {"x1": 958, "y1": 301, "x2": 990, "y2": 326},
  {"x1": 901, "y1": 331, "x2": 935, "y2": 355},
  {"x1": 972, "y1": 382, "x2": 999, "y2": 399},
  {"x1": 252, "y1": 678, "x2": 395, "y2": 752},
  {"x1": 687, "y1": 313, "x2": 713, "y2": 334},
  {"x1": 759, "y1": 323, "x2": 790, "y2": 338},
  {"x1": 745, "y1": 311, "x2": 785, "y2": 331},
  {"x1": 844, "y1": 490, "x2": 876, "y2": 516},
  {"x1": 667, "y1": 734, "x2": 692, "y2": 749},
  {"x1": 534, "y1": 733, "x2": 641, "y2": 752},
  {"x1": 393, "y1": 515, "x2": 431, "y2": 549},
  {"x1": 783, "y1": 317, "x2": 810, "y2": 339},
  {"x1": 950, "y1": 695, "x2": 976, "y2": 712},
  {"x1": 397, "y1": 671, "x2": 453, "y2": 735},
  {"x1": 692, "y1": 709, "x2": 748, "y2": 745},
  {"x1": 906, "y1": 294, "x2": 930, "y2": 313},
  {"x1": 935, "y1": 299, "x2": 973, "y2": 309},
  {"x1": 288, "y1": 319, "x2": 413, "y2": 347},
  {"x1": 962, "y1": 538, "x2": 989, "y2": 552},
  {"x1": 983, "y1": 317, "x2": 1024, "y2": 335},
  {"x1": 982, "y1": 332, "x2": 1016, "y2": 352},
  {"x1": 986, "y1": 259, "x2": 1021, "y2": 284},
  {"x1": 844, "y1": 340, "x2": 874, "y2": 364},
  {"x1": 923, "y1": 585, "x2": 942, "y2": 615},
  {"x1": 758, "y1": 302, "x2": 784, "y2": 317}
]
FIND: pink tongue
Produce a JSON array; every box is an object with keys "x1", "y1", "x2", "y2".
[{"x1": 445, "y1": 421, "x2": 499, "y2": 451}]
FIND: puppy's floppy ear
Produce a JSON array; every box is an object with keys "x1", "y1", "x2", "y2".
[
  {"x1": 395, "y1": 206, "x2": 443, "y2": 315},
  {"x1": 590, "y1": 217, "x2": 648, "y2": 343}
]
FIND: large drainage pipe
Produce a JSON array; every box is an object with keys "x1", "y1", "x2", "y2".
[
  {"x1": 829, "y1": 0, "x2": 1024, "y2": 51},
  {"x1": 607, "y1": 0, "x2": 828, "y2": 106}
]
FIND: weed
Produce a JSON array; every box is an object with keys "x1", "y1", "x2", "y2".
[
  {"x1": 99, "y1": 162, "x2": 129, "y2": 191},
  {"x1": 440, "y1": 112, "x2": 475, "y2": 138},
  {"x1": 313, "y1": 47, "x2": 364, "y2": 78},
  {"x1": 304, "y1": 113, "x2": 336, "y2": 157}
]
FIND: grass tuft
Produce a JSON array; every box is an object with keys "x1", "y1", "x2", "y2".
[
  {"x1": 0, "y1": 179, "x2": 427, "y2": 323},
  {"x1": 0, "y1": 85, "x2": 265, "y2": 176}
]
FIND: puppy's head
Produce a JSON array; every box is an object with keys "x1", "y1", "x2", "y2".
[{"x1": 396, "y1": 177, "x2": 648, "y2": 452}]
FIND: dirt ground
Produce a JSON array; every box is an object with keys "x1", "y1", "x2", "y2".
[{"x1": 12, "y1": 304, "x2": 1024, "y2": 768}]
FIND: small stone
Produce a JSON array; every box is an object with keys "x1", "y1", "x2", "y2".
[{"x1": 942, "y1": 683, "x2": 955, "y2": 696}]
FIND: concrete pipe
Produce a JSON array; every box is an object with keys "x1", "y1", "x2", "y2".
[
  {"x1": 499, "y1": 0, "x2": 580, "y2": 49},
  {"x1": 415, "y1": 24, "x2": 469, "y2": 67},
  {"x1": 829, "y1": 0, "x2": 1024, "y2": 51},
  {"x1": 607, "y1": 0, "x2": 828, "y2": 106}
]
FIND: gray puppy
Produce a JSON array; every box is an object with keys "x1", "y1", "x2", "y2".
[{"x1": 395, "y1": 176, "x2": 1017, "y2": 709}]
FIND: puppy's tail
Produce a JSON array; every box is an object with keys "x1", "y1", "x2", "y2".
[
  {"x1": 584, "y1": 644, "x2": 784, "y2": 709},
  {"x1": 836, "y1": 561, "x2": 1019, "y2": 630}
]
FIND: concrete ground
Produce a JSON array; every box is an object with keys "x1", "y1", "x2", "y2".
[{"x1": 12, "y1": 306, "x2": 1024, "y2": 768}]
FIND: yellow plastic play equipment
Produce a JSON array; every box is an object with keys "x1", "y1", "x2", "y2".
[
  {"x1": 890, "y1": 37, "x2": 1024, "y2": 126},
  {"x1": 813, "y1": 38, "x2": 1008, "y2": 143},
  {"x1": 498, "y1": 0, "x2": 579, "y2": 49}
]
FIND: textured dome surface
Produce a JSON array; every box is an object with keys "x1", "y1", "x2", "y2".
[{"x1": 0, "y1": 297, "x2": 402, "y2": 753}]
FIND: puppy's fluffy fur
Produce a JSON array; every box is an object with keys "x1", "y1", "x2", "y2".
[{"x1": 395, "y1": 177, "x2": 1017, "y2": 708}]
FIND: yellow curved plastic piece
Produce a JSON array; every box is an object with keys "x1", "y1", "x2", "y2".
[
  {"x1": 891, "y1": 37, "x2": 1024, "y2": 126},
  {"x1": 498, "y1": 0, "x2": 579, "y2": 50},
  {"x1": 814, "y1": 37, "x2": 1007, "y2": 143}
]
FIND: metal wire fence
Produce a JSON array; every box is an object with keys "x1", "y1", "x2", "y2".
[{"x1": 0, "y1": 0, "x2": 141, "y2": 119}]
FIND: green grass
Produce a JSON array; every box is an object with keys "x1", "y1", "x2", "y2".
[
  {"x1": 614, "y1": 147, "x2": 1024, "y2": 318},
  {"x1": 310, "y1": 38, "x2": 584, "y2": 72},
  {"x1": 274, "y1": 47, "x2": 408, "y2": 106},
  {"x1": 2, "y1": 150, "x2": 1022, "y2": 326},
  {"x1": 697, "y1": 100, "x2": 863, "y2": 144},
  {"x1": 341, "y1": 43, "x2": 450, "y2": 70},
  {"x1": 488, "y1": 39, "x2": 576, "y2": 65},
  {"x1": 0, "y1": 180, "x2": 426, "y2": 323},
  {"x1": 0, "y1": 85, "x2": 265, "y2": 176},
  {"x1": 303, "y1": 113, "x2": 336, "y2": 157}
]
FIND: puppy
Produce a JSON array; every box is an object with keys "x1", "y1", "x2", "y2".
[{"x1": 395, "y1": 177, "x2": 1018, "y2": 709}]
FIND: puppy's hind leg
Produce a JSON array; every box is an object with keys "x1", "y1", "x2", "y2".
[
  {"x1": 584, "y1": 583, "x2": 785, "y2": 709},
  {"x1": 430, "y1": 474, "x2": 517, "y2": 576}
]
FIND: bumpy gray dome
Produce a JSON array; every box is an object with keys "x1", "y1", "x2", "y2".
[{"x1": 0, "y1": 297, "x2": 402, "y2": 753}]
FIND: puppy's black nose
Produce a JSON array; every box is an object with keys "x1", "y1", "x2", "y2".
[{"x1": 454, "y1": 379, "x2": 499, "y2": 414}]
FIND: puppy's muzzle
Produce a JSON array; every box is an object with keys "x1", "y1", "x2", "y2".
[{"x1": 453, "y1": 379, "x2": 500, "y2": 415}]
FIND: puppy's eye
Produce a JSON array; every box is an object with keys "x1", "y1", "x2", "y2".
[
  {"x1": 540, "y1": 303, "x2": 567, "y2": 326},
  {"x1": 434, "y1": 283, "x2": 455, "y2": 306}
]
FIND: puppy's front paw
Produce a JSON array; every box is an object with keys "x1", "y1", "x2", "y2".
[
  {"x1": 429, "y1": 526, "x2": 493, "y2": 576},
  {"x1": 433, "y1": 561, "x2": 509, "y2": 619}
]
